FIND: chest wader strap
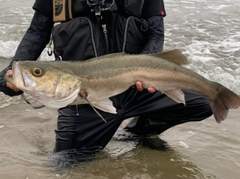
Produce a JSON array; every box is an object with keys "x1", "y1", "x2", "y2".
[{"x1": 53, "y1": 0, "x2": 73, "y2": 22}]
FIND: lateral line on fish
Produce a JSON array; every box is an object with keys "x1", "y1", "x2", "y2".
[{"x1": 80, "y1": 91, "x2": 107, "y2": 123}]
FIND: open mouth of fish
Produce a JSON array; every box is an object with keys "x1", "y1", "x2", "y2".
[
  {"x1": 12, "y1": 62, "x2": 37, "y2": 91},
  {"x1": 3, "y1": 62, "x2": 29, "y2": 89},
  {"x1": 4, "y1": 73, "x2": 15, "y2": 86}
]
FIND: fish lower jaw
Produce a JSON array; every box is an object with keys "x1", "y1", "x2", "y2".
[{"x1": 39, "y1": 86, "x2": 81, "y2": 108}]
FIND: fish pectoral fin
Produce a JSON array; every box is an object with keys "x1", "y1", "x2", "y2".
[
  {"x1": 81, "y1": 95, "x2": 107, "y2": 123},
  {"x1": 163, "y1": 89, "x2": 186, "y2": 105},
  {"x1": 92, "y1": 99, "x2": 117, "y2": 114}
]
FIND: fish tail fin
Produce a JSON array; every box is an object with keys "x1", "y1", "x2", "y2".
[{"x1": 210, "y1": 84, "x2": 240, "y2": 123}]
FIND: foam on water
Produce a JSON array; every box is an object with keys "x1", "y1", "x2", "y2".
[
  {"x1": 0, "y1": 40, "x2": 19, "y2": 58},
  {"x1": 165, "y1": 0, "x2": 240, "y2": 94}
]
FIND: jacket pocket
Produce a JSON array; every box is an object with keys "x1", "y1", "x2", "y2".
[
  {"x1": 114, "y1": 15, "x2": 148, "y2": 54},
  {"x1": 52, "y1": 16, "x2": 107, "y2": 61}
]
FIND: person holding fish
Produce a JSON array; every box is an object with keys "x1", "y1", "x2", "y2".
[{"x1": 0, "y1": 0, "x2": 213, "y2": 159}]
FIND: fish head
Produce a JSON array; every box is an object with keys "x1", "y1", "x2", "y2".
[{"x1": 12, "y1": 61, "x2": 81, "y2": 108}]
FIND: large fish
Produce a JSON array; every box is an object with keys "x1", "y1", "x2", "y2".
[{"x1": 5, "y1": 49, "x2": 240, "y2": 123}]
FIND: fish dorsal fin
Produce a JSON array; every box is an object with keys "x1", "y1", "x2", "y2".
[{"x1": 150, "y1": 49, "x2": 189, "y2": 65}]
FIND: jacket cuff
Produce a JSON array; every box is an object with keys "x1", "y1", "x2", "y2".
[{"x1": 0, "y1": 86, "x2": 23, "y2": 97}]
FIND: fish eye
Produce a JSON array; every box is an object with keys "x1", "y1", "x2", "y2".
[{"x1": 32, "y1": 67, "x2": 43, "y2": 77}]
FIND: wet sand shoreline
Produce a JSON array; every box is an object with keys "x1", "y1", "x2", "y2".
[{"x1": 0, "y1": 102, "x2": 240, "y2": 178}]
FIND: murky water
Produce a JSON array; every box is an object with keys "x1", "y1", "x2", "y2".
[{"x1": 0, "y1": 0, "x2": 240, "y2": 178}]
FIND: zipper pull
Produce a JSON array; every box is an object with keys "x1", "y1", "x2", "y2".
[
  {"x1": 102, "y1": 24, "x2": 107, "y2": 34},
  {"x1": 102, "y1": 24, "x2": 109, "y2": 53}
]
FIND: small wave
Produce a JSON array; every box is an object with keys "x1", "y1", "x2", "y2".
[
  {"x1": 0, "y1": 40, "x2": 19, "y2": 58},
  {"x1": 0, "y1": 92, "x2": 22, "y2": 108}
]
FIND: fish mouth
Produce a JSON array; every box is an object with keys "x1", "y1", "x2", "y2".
[
  {"x1": 4, "y1": 73, "x2": 15, "y2": 86},
  {"x1": 12, "y1": 61, "x2": 36, "y2": 90}
]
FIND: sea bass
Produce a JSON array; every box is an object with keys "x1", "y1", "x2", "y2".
[{"x1": 5, "y1": 50, "x2": 240, "y2": 123}]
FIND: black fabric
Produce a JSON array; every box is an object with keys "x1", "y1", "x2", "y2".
[
  {"x1": 72, "y1": 0, "x2": 92, "y2": 17},
  {"x1": 55, "y1": 105, "x2": 121, "y2": 151},
  {"x1": 32, "y1": 0, "x2": 166, "y2": 19},
  {"x1": 113, "y1": 15, "x2": 148, "y2": 54},
  {"x1": 110, "y1": 14, "x2": 164, "y2": 54},
  {"x1": 116, "y1": 0, "x2": 145, "y2": 17},
  {"x1": 142, "y1": 0, "x2": 166, "y2": 18},
  {"x1": 33, "y1": 0, "x2": 52, "y2": 17},
  {"x1": 31, "y1": 0, "x2": 165, "y2": 56},
  {"x1": 52, "y1": 16, "x2": 107, "y2": 60},
  {"x1": 109, "y1": 0, "x2": 165, "y2": 54},
  {"x1": 140, "y1": 16, "x2": 164, "y2": 54},
  {"x1": 124, "y1": 0, "x2": 145, "y2": 17},
  {"x1": 32, "y1": 0, "x2": 166, "y2": 20},
  {"x1": 54, "y1": 88, "x2": 212, "y2": 152},
  {"x1": 0, "y1": 86, "x2": 23, "y2": 96},
  {"x1": 115, "y1": 0, "x2": 165, "y2": 18}
]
